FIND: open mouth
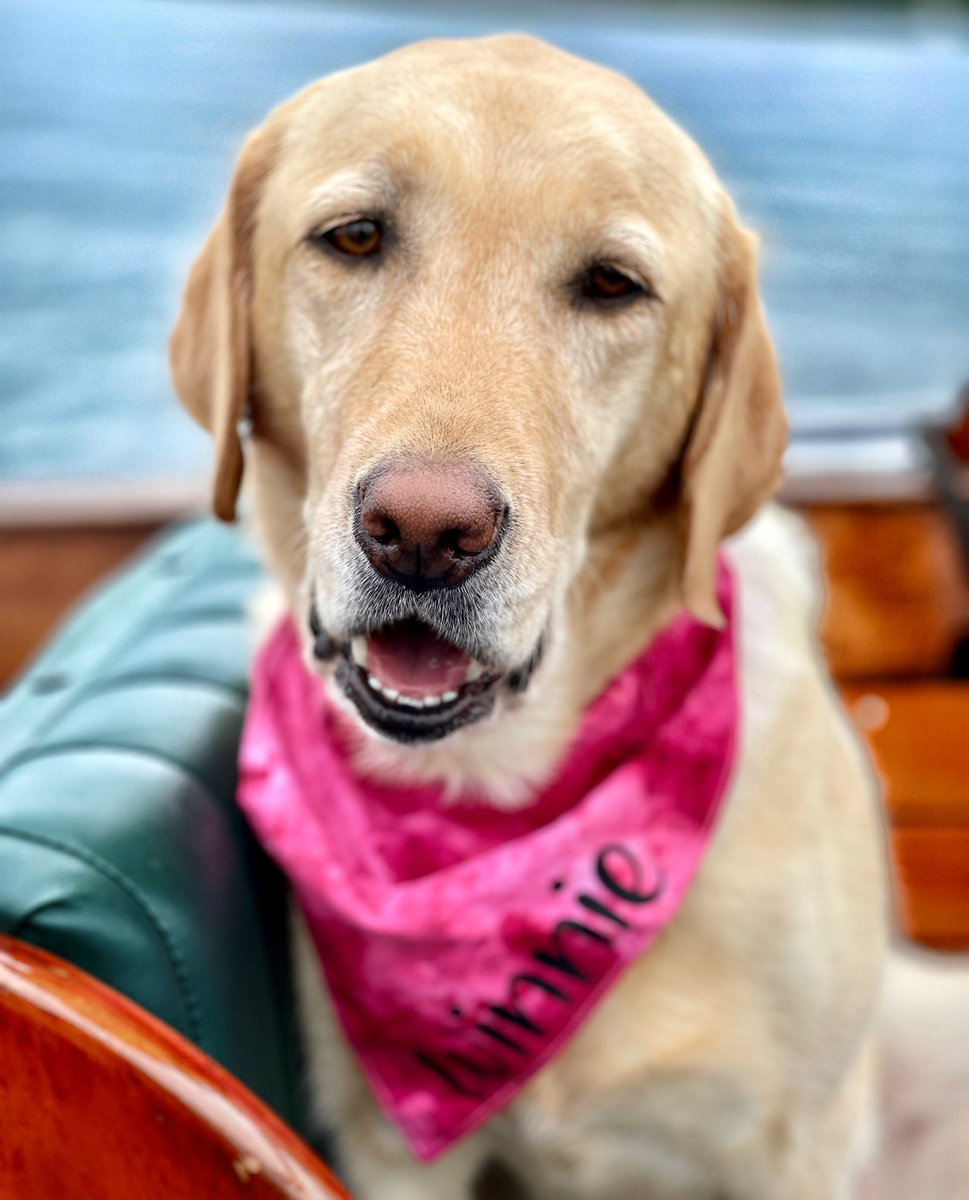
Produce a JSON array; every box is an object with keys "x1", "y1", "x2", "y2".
[{"x1": 332, "y1": 618, "x2": 505, "y2": 743}]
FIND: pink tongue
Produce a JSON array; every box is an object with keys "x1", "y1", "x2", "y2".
[{"x1": 367, "y1": 620, "x2": 471, "y2": 697}]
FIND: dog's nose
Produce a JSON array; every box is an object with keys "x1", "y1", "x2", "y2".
[{"x1": 355, "y1": 459, "x2": 506, "y2": 591}]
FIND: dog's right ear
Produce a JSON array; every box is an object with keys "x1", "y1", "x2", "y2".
[{"x1": 169, "y1": 123, "x2": 280, "y2": 522}]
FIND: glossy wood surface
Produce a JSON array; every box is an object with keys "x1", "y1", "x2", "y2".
[
  {"x1": 889, "y1": 828, "x2": 969, "y2": 952},
  {"x1": 803, "y1": 501, "x2": 969, "y2": 952},
  {"x1": 804, "y1": 503, "x2": 969, "y2": 679},
  {"x1": 844, "y1": 684, "x2": 969, "y2": 826},
  {"x1": 843, "y1": 684, "x2": 969, "y2": 951},
  {"x1": 0, "y1": 937, "x2": 351, "y2": 1200}
]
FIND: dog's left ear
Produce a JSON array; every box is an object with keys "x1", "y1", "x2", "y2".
[
  {"x1": 679, "y1": 211, "x2": 787, "y2": 626},
  {"x1": 169, "y1": 122, "x2": 280, "y2": 522}
]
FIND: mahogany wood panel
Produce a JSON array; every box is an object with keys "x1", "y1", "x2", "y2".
[
  {"x1": 843, "y1": 683, "x2": 969, "y2": 950},
  {"x1": 889, "y1": 828, "x2": 969, "y2": 952},
  {"x1": 843, "y1": 683, "x2": 969, "y2": 826},
  {"x1": 0, "y1": 526, "x2": 160, "y2": 687},
  {"x1": 0, "y1": 937, "x2": 351, "y2": 1200},
  {"x1": 803, "y1": 503, "x2": 969, "y2": 680}
]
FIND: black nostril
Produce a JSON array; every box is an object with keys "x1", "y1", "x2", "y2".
[
  {"x1": 357, "y1": 478, "x2": 402, "y2": 548},
  {"x1": 371, "y1": 518, "x2": 401, "y2": 547},
  {"x1": 438, "y1": 528, "x2": 466, "y2": 558}
]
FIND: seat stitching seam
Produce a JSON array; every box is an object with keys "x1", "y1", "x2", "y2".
[{"x1": 0, "y1": 824, "x2": 204, "y2": 1045}]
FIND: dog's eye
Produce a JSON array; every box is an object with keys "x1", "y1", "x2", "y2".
[
  {"x1": 582, "y1": 263, "x2": 644, "y2": 304},
  {"x1": 320, "y1": 219, "x2": 383, "y2": 257}
]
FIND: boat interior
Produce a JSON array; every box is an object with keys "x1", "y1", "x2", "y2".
[{"x1": 2, "y1": 1, "x2": 967, "y2": 1195}]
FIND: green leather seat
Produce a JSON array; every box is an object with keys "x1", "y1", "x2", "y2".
[{"x1": 0, "y1": 520, "x2": 311, "y2": 1138}]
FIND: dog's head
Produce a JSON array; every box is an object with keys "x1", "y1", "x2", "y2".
[{"x1": 171, "y1": 35, "x2": 784, "y2": 790}]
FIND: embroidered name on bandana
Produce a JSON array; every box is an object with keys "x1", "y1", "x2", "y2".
[{"x1": 238, "y1": 561, "x2": 738, "y2": 1161}]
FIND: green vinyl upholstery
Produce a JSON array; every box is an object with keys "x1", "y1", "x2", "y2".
[{"x1": 0, "y1": 520, "x2": 310, "y2": 1137}]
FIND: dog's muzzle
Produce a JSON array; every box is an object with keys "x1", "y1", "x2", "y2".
[{"x1": 307, "y1": 455, "x2": 545, "y2": 743}]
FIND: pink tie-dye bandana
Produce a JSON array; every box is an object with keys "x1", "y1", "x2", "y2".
[{"x1": 238, "y1": 561, "x2": 738, "y2": 1161}]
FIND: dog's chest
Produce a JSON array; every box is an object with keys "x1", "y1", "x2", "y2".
[{"x1": 488, "y1": 933, "x2": 772, "y2": 1198}]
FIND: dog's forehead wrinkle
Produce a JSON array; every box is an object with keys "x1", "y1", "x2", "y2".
[
  {"x1": 302, "y1": 163, "x2": 399, "y2": 228},
  {"x1": 599, "y1": 222, "x2": 668, "y2": 284}
]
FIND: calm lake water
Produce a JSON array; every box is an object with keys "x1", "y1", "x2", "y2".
[{"x1": 1, "y1": 0, "x2": 967, "y2": 480}]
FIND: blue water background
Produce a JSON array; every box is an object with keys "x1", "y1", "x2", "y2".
[{"x1": 1, "y1": 0, "x2": 967, "y2": 480}]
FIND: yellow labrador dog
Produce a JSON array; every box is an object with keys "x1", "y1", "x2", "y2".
[{"x1": 171, "y1": 35, "x2": 890, "y2": 1200}]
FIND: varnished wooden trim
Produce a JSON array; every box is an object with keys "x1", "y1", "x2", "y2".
[
  {"x1": 804, "y1": 503, "x2": 969, "y2": 679},
  {"x1": 844, "y1": 683, "x2": 969, "y2": 826},
  {"x1": 890, "y1": 829, "x2": 969, "y2": 953},
  {"x1": 0, "y1": 936, "x2": 350, "y2": 1198}
]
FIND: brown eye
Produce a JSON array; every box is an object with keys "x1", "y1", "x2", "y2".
[
  {"x1": 583, "y1": 263, "x2": 643, "y2": 304},
  {"x1": 322, "y1": 219, "x2": 382, "y2": 257}
]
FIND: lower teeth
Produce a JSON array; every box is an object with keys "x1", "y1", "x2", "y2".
[{"x1": 361, "y1": 669, "x2": 462, "y2": 711}]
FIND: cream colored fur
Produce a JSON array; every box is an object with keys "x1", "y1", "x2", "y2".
[
  {"x1": 292, "y1": 506, "x2": 887, "y2": 1200},
  {"x1": 170, "y1": 35, "x2": 967, "y2": 1199}
]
